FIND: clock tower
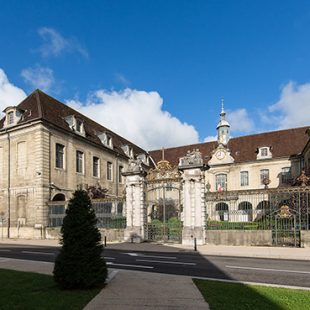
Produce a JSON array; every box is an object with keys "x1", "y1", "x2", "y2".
[
  {"x1": 217, "y1": 99, "x2": 230, "y2": 146},
  {"x1": 208, "y1": 99, "x2": 234, "y2": 166}
]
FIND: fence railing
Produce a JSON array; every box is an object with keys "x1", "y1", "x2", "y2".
[{"x1": 48, "y1": 199, "x2": 126, "y2": 229}]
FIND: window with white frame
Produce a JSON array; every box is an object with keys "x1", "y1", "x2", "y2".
[
  {"x1": 107, "y1": 161, "x2": 113, "y2": 180},
  {"x1": 56, "y1": 144, "x2": 64, "y2": 169},
  {"x1": 93, "y1": 156, "x2": 100, "y2": 177},
  {"x1": 76, "y1": 151, "x2": 84, "y2": 173},
  {"x1": 261, "y1": 148, "x2": 268, "y2": 157},
  {"x1": 281, "y1": 167, "x2": 291, "y2": 184},
  {"x1": 215, "y1": 174, "x2": 227, "y2": 191},
  {"x1": 260, "y1": 169, "x2": 269, "y2": 184},
  {"x1": 76, "y1": 119, "x2": 82, "y2": 132},
  {"x1": 240, "y1": 171, "x2": 249, "y2": 186},
  {"x1": 8, "y1": 111, "x2": 14, "y2": 125}
]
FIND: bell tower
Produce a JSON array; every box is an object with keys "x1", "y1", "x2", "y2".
[{"x1": 217, "y1": 98, "x2": 230, "y2": 146}]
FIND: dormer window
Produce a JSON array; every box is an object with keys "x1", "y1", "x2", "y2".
[
  {"x1": 3, "y1": 106, "x2": 24, "y2": 128},
  {"x1": 98, "y1": 132, "x2": 113, "y2": 149},
  {"x1": 257, "y1": 147, "x2": 272, "y2": 160},
  {"x1": 64, "y1": 115, "x2": 85, "y2": 136},
  {"x1": 8, "y1": 112, "x2": 14, "y2": 125},
  {"x1": 137, "y1": 153, "x2": 149, "y2": 165},
  {"x1": 121, "y1": 144, "x2": 134, "y2": 158},
  {"x1": 76, "y1": 119, "x2": 82, "y2": 132}
]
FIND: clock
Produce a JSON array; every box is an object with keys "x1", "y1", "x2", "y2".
[{"x1": 216, "y1": 150, "x2": 225, "y2": 160}]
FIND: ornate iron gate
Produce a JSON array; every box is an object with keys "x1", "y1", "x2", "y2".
[{"x1": 145, "y1": 157, "x2": 183, "y2": 243}]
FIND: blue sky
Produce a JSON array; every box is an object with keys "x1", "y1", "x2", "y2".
[{"x1": 1, "y1": 0, "x2": 310, "y2": 149}]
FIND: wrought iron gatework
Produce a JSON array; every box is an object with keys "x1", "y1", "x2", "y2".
[
  {"x1": 206, "y1": 187, "x2": 310, "y2": 247},
  {"x1": 145, "y1": 155, "x2": 183, "y2": 242}
]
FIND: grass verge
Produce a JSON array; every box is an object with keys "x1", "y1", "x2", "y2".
[
  {"x1": 0, "y1": 268, "x2": 102, "y2": 310},
  {"x1": 193, "y1": 278, "x2": 310, "y2": 310}
]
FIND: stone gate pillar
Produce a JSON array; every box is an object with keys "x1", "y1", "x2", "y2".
[
  {"x1": 179, "y1": 149, "x2": 206, "y2": 246},
  {"x1": 123, "y1": 159, "x2": 147, "y2": 243}
]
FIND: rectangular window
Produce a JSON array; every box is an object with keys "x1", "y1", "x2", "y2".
[
  {"x1": 56, "y1": 144, "x2": 64, "y2": 169},
  {"x1": 216, "y1": 174, "x2": 227, "y2": 191},
  {"x1": 76, "y1": 119, "x2": 82, "y2": 132},
  {"x1": 118, "y1": 166, "x2": 123, "y2": 183},
  {"x1": 48, "y1": 204, "x2": 65, "y2": 227},
  {"x1": 93, "y1": 156, "x2": 99, "y2": 177},
  {"x1": 261, "y1": 148, "x2": 268, "y2": 157},
  {"x1": 240, "y1": 171, "x2": 249, "y2": 186},
  {"x1": 260, "y1": 169, "x2": 269, "y2": 184},
  {"x1": 76, "y1": 151, "x2": 84, "y2": 173},
  {"x1": 281, "y1": 167, "x2": 291, "y2": 184},
  {"x1": 107, "y1": 161, "x2": 112, "y2": 180},
  {"x1": 8, "y1": 111, "x2": 14, "y2": 124}
]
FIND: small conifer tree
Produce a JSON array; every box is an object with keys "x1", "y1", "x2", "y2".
[{"x1": 53, "y1": 190, "x2": 107, "y2": 289}]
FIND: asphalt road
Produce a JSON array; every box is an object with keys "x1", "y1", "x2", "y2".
[{"x1": 0, "y1": 243, "x2": 309, "y2": 288}]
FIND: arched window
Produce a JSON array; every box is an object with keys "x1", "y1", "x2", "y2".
[
  {"x1": 52, "y1": 193, "x2": 66, "y2": 201},
  {"x1": 215, "y1": 202, "x2": 229, "y2": 221},
  {"x1": 238, "y1": 201, "x2": 253, "y2": 222}
]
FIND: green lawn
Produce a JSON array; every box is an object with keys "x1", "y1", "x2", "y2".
[
  {"x1": 193, "y1": 279, "x2": 310, "y2": 310},
  {"x1": 0, "y1": 268, "x2": 102, "y2": 310}
]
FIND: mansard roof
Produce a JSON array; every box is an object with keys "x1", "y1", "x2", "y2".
[
  {"x1": 149, "y1": 127, "x2": 310, "y2": 166},
  {"x1": 0, "y1": 89, "x2": 147, "y2": 158}
]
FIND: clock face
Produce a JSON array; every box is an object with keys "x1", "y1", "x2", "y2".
[{"x1": 216, "y1": 150, "x2": 225, "y2": 160}]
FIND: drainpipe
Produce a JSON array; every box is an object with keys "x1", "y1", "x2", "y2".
[
  {"x1": 116, "y1": 153, "x2": 119, "y2": 198},
  {"x1": 7, "y1": 131, "x2": 10, "y2": 238}
]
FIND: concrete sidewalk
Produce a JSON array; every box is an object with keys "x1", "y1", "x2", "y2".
[
  {"x1": 0, "y1": 256, "x2": 209, "y2": 310},
  {"x1": 1, "y1": 238, "x2": 309, "y2": 260}
]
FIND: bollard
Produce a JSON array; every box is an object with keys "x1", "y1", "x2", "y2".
[
  {"x1": 104, "y1": 236, "x2": 107, "y2": 247},
  {"x1": 194, "y1": 237, "x2": 197, "y2": 251}
]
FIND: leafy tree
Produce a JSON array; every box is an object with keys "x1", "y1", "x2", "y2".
[{"x1": 53, "y1": 190, "x2": 107, "y2": 289}]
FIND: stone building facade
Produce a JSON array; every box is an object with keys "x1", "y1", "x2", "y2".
[
  {"x1": 0, "y1": 90, "x2": 309, "y2": 246},
  {"x1": 0, "y1": 90, "x2": 149, "y2": 239}
]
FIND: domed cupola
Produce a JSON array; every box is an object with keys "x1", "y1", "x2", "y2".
[{"x1": 216, "y1": 99, "x2": 230, "y2": 146}]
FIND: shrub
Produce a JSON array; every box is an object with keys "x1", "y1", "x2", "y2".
[{"x1": 53, "y1": 190, "x2": 107, "y2": 289}]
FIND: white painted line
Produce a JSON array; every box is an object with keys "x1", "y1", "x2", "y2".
[
  {"x1": 226, "y1": 265, "x2": 310, "y2": 275},
  {"x1": 123, "y1": 252, "x2": 177, "y2": 259},
  {"x1": 136, "y1": 259, "x2": 196, "y2": 265},
  {"x1": 193, "y1": 276, "x2": 310, "y2": 291},
  {"x1": 103, "y1": 256, "x2": 116, "y2": 260},
  {"x1": 106, "y1": 262, "x2": 154, "y2": 269},
  {"x1": 0, "y1": 249, "x2": 11, "y2": 252},
  {"x1": 0, "y1": 258, "x2": 10, "y2": 262},
  {"x1": 22, "y1": 251, "x2": 55, "y2": 256},
  {"x1": 140, "y1": 254, "x2": 177, "y2": 259}
]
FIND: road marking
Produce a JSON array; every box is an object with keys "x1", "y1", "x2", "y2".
[
  {"x1": 0, "y1": 249, "x2": 11, "y2": 252},
  {"x1": 22, "y1": 251, "x2": 55, "y2": 256},
  {"x1": 106, "y1": 262, "x2": 154, "y2": 269},
  {"x1": 0, "y1": 257, "x2": 10, "y2": 262},
  {"x1": 136, "y1": 259, "x2": 196, "y2": 265},
  {"x1": 226, "y1": 265, "x2": 310, "y2": 275},
  {"x1": 103, "y1": 256, "x2": 116, "y2": 260},
  {"x1": 123, "y1": 252, "x2": 177, "y2": 259},
  {"x1": 193, "y1": 276, "x2": 310, "y2": 291}
]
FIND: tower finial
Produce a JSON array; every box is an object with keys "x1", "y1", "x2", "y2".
[{"x1": 221, "y1": 98, "x2": 225, "y2": 114}]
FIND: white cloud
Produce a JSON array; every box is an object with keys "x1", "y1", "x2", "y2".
[
  {"x1": 37, "y1": 27, "x2": 88, "y2": 58},
  {"x1": 204, "y1": 135, "x2": 217, "y2": 142},
  {"x1": 21, "y1": 66, "x2": 55, "y2": 92},
  {"x1": 0, "y1": 69, "x2": 26, "y2": 113},
  {"x1": 268, "y1": 81, "x2": 310, "y2": 129},
  {"x1": 66, "y1": 88, "x2": 199, "y2": 150},
  {"x1": 227, "y1": 108, "x2": 255, "y2": 133}
]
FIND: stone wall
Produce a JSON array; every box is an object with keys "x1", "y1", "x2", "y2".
[
  {"x1": 45, "y1": 227, "x2": 124, "y2": 242},
  {"x1": 206, "y1": 230, "x2": 272, "y2": 246},
  {"x1": 301, "y1": 231, "x2": 310, "y2": 248}
]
